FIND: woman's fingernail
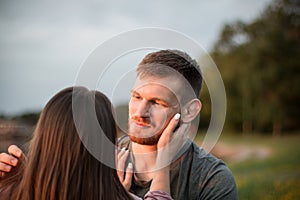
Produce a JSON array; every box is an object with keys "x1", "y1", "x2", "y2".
[
  {"x1": 121, "y1": 147, "x2": 126, "y2": 151},
  {"x1": 16, "y1": 150, "x2": 22, "y2": 157},
  {"x1": 174, "y1": 113, "x2": 181, "y2": 120},
  {"x1": 128, "y1": 163, "x2": 133, "y2": 169},
  {"x1": 11, "y1": 158, "x2": 18, "y2": 165},
  {"x1": 5, "y1": 165, "x2": 12, "y2": 171}
]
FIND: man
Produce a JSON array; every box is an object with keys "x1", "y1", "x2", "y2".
[
  {"x1": 0, "y1": 50, "x2": 237, "y2": 199},
  {"x1": 119, "y1": 49, "x2": 237, "y2": 199}
]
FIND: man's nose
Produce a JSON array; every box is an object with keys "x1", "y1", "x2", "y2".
[{"x1": 135, "y1": 99, "x2": 150, "y2": 117}]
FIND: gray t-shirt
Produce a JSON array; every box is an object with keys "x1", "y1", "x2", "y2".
[{"x1": 118, "y1": 135, "x2": 238, "y2": 200}]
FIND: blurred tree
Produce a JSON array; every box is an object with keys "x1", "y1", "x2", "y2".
[{"x1": 211, "y1": 0, "x2": 300, "y2": 135}]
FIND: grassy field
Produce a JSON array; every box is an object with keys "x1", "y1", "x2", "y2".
[
  {"x1": 195, "y1": 133, "x2": 300, "y2": 200},
  {"x1": 1, "y1": 129, "x2": 300, "y2": 199}
]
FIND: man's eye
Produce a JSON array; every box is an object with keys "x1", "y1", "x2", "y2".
[
  {"x1": 133, "y1": 95, "x2": 141, "y2": 100},
  {"x1": 153, "y1": 101, "x2": 167, "y2": 107}
]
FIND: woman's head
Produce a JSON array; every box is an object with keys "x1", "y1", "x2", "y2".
[{"x1": 16, "y1": 86, "x2": 131, "y2": 200}]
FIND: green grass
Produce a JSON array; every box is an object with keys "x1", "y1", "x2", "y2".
[{"x1": 195, "y1": 133, "x2": 300, "y2": 200}]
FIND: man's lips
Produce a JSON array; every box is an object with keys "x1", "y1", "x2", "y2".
[{"x1": 132, "y1": 120, "x2": 151, "y2": 127}]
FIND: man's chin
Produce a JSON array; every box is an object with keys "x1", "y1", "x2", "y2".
[{"x1": 129, "y1": 135, "x2": 160, "y2": 145}]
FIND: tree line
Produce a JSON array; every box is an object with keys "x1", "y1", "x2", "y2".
[{"x1": 202, "y1": 0, "x2": 300, "y2": 135}]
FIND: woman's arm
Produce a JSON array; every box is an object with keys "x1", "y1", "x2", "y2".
[{"x1": 147, "y1": 113, "x2": 189, "y2": 200}]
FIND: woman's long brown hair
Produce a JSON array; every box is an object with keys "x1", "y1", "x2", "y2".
[{"x1": 10, "y1": 86, "x2": 132, "y2": 200}]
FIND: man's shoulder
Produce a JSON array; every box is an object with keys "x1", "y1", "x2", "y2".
[
  {"x1": 173, "y1": 142, "x2": 237, "y2": 199},
  {"x1": 186, "y1": 142, "x2": 238, "y2": 199},
  {"x1": 188, "y1": 142, "x2": 221, "y2": 163},
  {"x1": 188, "y1": 142, "x2": 231, "y2": 174}
]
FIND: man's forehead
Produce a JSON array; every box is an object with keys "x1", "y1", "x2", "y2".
[
  {"x1": 133, "y1": 76, "x2": 182, "y2": 93},
  {"x1": 132, "y1": 77, "x2": 180, "y2": 106}
]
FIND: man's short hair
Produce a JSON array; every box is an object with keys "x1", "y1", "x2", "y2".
[{"x1": 137, "y1": 49, "x2": 203, "y2": 99}]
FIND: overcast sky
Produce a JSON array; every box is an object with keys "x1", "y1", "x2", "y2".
[{"x1": 0, "y1": 0, "x2": 272, "y2": 115}]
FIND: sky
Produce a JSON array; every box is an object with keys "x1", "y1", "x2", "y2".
[{"x1": 0, "y1": 0, "x2": 273, "y2": 116}]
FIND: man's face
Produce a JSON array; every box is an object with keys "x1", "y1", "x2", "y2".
[{"x1": 128, "y1": 76, "x2": 181, "y2": 145}]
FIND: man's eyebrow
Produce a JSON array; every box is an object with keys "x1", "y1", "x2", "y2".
[
  {"x1": 131, "y1": 90, "x2": 168, "y2": 103},
  {"x1": 131, "y1": 90, "x2": 139, "y2": 95},
  {"x1": 151, "y1": 97, "x2": 167, "y2": 102},
  {"x1": 150, "y1": 97, "x2": 174, "y2": 107},
  {"x1": 131, "y1": 90, "x2": 178, "y2": 107}
]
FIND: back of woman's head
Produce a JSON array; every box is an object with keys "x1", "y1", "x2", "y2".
[{"x1": 16, "y1": 86, "x2": 131, "y2": 200}]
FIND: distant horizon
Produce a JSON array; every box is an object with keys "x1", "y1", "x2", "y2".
[{"x1": 0, "y1": 0, "x2": 273, "y2": 115}]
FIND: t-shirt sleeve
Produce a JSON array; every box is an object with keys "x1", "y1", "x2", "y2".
[
  {"x1": 129, "y1": 192, "x2": 142, "y2": 200},
  {"x1": 144, "y1": 191, "x2": 174, "y2": 200}
]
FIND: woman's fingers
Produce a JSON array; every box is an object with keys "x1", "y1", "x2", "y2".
[
  {"x1": 0, "y1": 145, "x2": 25, "y2": 179},
  {"x1": 156, "y1": 116, "x2": 191, "y2": 169},
  {"x1": 116, "y1": 148, "x2": 133, "y2": 191},
  {"x1": 116, "y1": 149, "x2": 125, "y2": 178},
  {"x1": 157, "y1": 113, "x2": 181, "y2": 148},
  {"x1": 117, "y1": 148, "x2": 129, "y2": 171},
  {"x1": 171, "y1": 123, "x2": 191, "y2": 149},
  {"x1": 8, "y1": 145, "x2": 23, "y2": 158},
  {"x1": 0, "y1": 153, "x2": 18, "y2": 168},
  {"x1": 122, "y1": 163, "x2": 133, "y2": 191},
  {"x1": 0, "y1": 157, "x2": 12, "y2": 175}
]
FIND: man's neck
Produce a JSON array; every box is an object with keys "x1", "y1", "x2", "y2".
[
  {"x1": 131, "y1": 142, "x2": 158, "y2": 182},
  {"x1": 131, "y1": 142, "x2": 157, "y2": 154}
]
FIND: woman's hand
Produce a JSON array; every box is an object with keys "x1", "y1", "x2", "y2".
[
  {"x1": 116, "y1": 148, "x2": 133, "y2": 191},
  {"x1": 156, "y1": 113, "x2": 190, "y2": 168},
  {"x1": 149, "y1": 113, "x2": 190, "y2": 196},
  {"x1": 0, "y1": 145, "x2": 25, "y2": 179}
]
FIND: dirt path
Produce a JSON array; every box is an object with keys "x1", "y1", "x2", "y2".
[{"x1": 196, "y1": 142, "x2": 273, "y2": 163}]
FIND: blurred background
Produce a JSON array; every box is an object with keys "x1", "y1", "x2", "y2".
[{"x1": 0, "y1": 0, "x2": 299, "y2": 199}]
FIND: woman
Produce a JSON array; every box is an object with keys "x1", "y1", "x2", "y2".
[{"x1": 0, "y1": 86, "x2": 181, "y2": 199}]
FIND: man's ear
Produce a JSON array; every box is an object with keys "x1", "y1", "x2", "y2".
[{"x1": 181, "y1": 99, "x2": 202, "y2": 123}]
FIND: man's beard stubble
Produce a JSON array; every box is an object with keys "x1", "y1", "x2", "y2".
[
  {"x1": 128, "y1": 121, "x2": 162, "y2": 145},
  {"x1": 128, "y1": 133, "x2": 161, "y2": 145},
  {"x1": 128, "y1": 116, "x2": 163, "y2": 145}
]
